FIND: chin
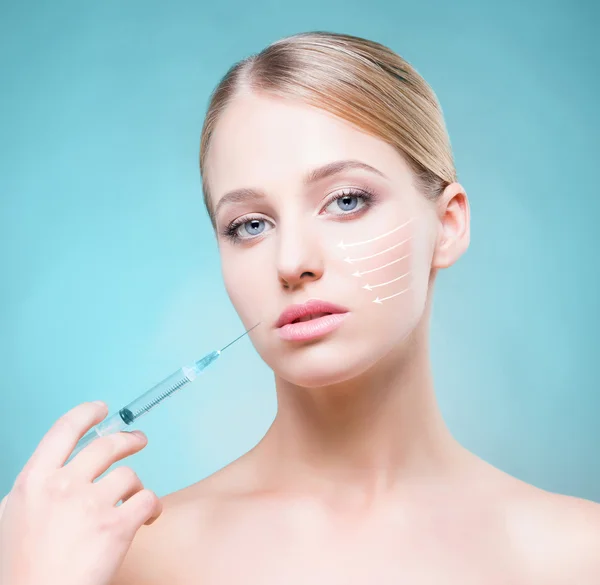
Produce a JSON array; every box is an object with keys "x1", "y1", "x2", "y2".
[{"x1": 267, "y1": 337, "x2": 389, "y2": 389}]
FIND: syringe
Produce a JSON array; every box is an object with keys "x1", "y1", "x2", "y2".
[{"x1": 68, "y1": 323, "x2": 259, "y2": 461}]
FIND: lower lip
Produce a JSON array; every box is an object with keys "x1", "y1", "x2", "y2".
[{"x1": 277, "y1": 313, "x2": 349, "y2": 342}]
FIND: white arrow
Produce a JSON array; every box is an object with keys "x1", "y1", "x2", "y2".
[
  {"x1": 373, "y1": 288, "x2": 410, "y2": 304},
  {"x1": 344, "y1": 237, "x2": 410, "y2": 264},
  {"x1": 363, "y1": 272, "x2": 409, "y2": 291},
  {"x1": 352, "y1": 254, "x2": 410, "y2": 277},
  {"x1": 338, "y1": 217, "x2": 413, "y2": 250}
]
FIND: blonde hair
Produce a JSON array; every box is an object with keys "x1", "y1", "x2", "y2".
[{"x1": 199, "y1": 31, "x2": 457, "y2": 225}]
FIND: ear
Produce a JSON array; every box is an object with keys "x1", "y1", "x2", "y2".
[{"x1": 432, "y1": 182, "x2": 470, "y2": 269}]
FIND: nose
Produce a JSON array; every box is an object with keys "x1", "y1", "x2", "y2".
[{"x1": 276, "y1": 221, "x2": 324, "y2": 291}]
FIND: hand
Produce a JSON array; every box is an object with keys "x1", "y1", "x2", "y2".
[{"x1": 0, "y1": 401, "x2": 162, "y2": 585}]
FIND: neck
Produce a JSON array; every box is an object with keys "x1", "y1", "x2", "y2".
[{"x1": 252, "y1": 315, "x2": 472, "y2": 503}]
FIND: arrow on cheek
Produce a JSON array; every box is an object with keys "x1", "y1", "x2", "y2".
[
  {"x1": 362, "y1": 272, "x2": 410, "y2": 291},
  {"x1": 351, "y1": 254, "x2": 410, "y2": 277},
  {"x1": 343, "y1": 237, "x2": 411, "y2": 264},
  {"x1": 337, "y1": 218, "x2": 413, "y2": 250},
  {"x1": 373, "y1": 288, "x2": 410, "y2": 304}
]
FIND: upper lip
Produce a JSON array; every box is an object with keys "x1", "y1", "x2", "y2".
[{"x1": 275, "y1": 299, "x2": 349, "y2": 328}]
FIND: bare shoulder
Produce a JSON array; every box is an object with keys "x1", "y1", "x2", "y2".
[
  {"x1": 505, "y1": 480, "x2": 600, "y2": 583},
  {"x1": 111, "y1": 459, "x2": 252, "y2": 585}
]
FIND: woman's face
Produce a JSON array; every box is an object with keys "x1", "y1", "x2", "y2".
[{"x1": 206, "y1": 93, "x2": 448, "y2": 388}]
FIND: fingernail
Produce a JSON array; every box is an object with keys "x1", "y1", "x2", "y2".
[
  {"x1": 93, "y1": 400, "x2": 106, "y2": 408},
  {"x1": 130, "y1": 430, "x2": 147, "y2": 440}
]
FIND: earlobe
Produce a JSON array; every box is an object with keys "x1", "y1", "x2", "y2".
[{"x1": 432, "y1": 182, "x2": 470, "y2": 269}]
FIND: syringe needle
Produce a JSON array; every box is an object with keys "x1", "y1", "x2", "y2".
[{"x1": 220, "y1": 322, "x2": 260, "y2": 353}]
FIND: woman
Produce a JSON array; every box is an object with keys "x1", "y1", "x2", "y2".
[{"x1": 2, "y1": 31, "x2": 598, "y2": 585}]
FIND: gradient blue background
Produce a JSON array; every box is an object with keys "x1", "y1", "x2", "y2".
[{"x1": 1, "y1": 0, "x2": 598, "y2": 502}]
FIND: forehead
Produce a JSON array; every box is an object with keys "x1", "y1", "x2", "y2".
[{"x1": 205, "y1": 92, "x2": 409, "y2": 199}]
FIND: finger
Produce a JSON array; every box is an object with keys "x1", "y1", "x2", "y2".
[
  {"x1": 25, "y1": 402, "x2": 108, "y2": 473},
  {"x1": 68, "y1": 430, "x2": 148, "y2": 481},
  {"x1": 94, "y1": 466, "x2": 144, "y2": 506},
  {"x1": 118, "y1": 489, "x2": 163, "y2": 531}
]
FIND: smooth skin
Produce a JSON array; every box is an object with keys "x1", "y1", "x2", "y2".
[
  {"x1": 3, "y1": 92, "x2": 599, "y2": 585},
  {"x1": 117, "y1": 93, "x2": 600, "y2": 583}
]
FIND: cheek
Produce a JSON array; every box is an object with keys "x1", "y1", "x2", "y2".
[
  {"x1": 221, "y1": 252, "x2": 265, "y2": 325},
  {"x1": 335, "y1": 212, "x2": 432, "y2": 334}
]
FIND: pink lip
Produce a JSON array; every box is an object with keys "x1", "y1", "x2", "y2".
[{"x1": 275, "y1": 299, "x2": 350, "y2": 342}]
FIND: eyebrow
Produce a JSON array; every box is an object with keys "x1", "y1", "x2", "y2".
[{"x1": 214, "y1": 159, "x2": 388, "y2": 218}]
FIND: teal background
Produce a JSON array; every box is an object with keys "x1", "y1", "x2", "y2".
[{"x1": 1, "y1": 0, "x2": 598, "y2": 502}]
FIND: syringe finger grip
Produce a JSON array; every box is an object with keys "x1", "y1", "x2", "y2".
[{"x1": 67, "y1": 412, "x2": 128, "y2": 462}]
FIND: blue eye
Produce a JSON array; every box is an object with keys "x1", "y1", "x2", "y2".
[
  {"x1": 222, "y1": 187, "x2": 376, "y2": 244},
  {"x1": 241, "y1": 218, "x2": 265, "y2": 236},
  {"x1": 337, "y1": 195, "x2": 358, "y2": 211},
  {"x1": 223, "y1": 215, "x2": 273, "y2": 242},
  {"x1": 324, "y1": 189, "x2": 372, "y2": 216}
]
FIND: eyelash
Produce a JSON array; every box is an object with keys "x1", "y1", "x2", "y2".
[{"x1": 220, "y1": 187, "x2": 377, "y2": 243}]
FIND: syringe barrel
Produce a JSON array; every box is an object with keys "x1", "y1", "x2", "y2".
[
  {"x1": 65, "y1": 351, "x2": 220, "y2": 463},
  {"x1": 66, "y1": 370, "x2": 191, "y2": 463},
  {"x1": 120, "y1": 367, "x2": 193, "y2": 424}
]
